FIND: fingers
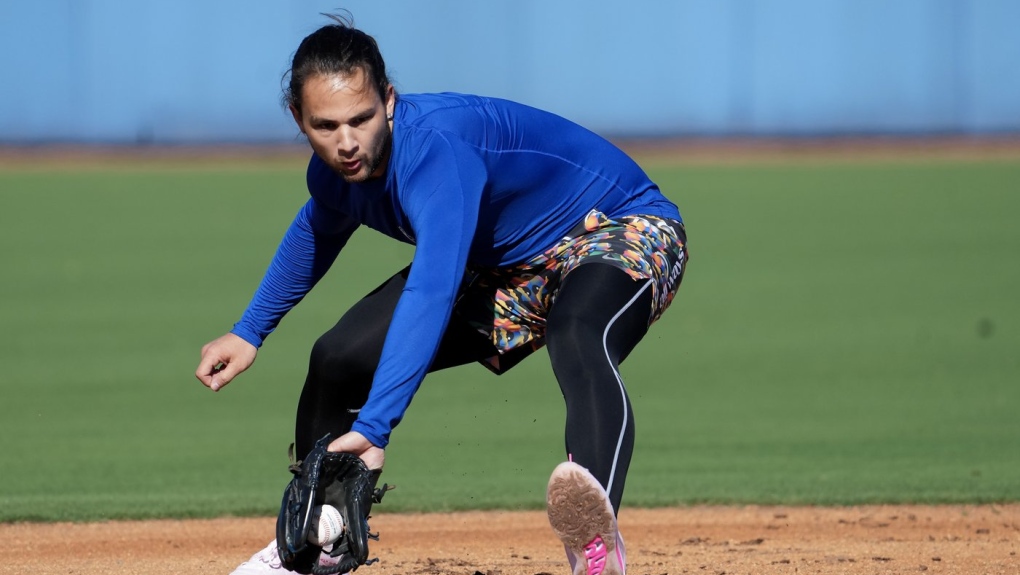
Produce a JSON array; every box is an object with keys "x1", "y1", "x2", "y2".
[
  {"x1": 195, "y1": 333, "x2": 258, "y2": 392},
  {"x1": 194, "y1": 354, "x2": 223, "y2": 389},
  {"x1": 209, "y1": 361, "x2": 235, "y2": 392},
  {"x1": 328, "y1": 432, "x2": 385, "y2": 470},
  {"x1": 328, "y1": 431, "x2": 370, "y2": 453}
]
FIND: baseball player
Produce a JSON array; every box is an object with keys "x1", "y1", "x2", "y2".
[{"x1": 195, "y1": 13, "x2": 688, "y2": 575}]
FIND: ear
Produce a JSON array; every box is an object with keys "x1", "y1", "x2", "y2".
[
  {"x1": 385, "y1": 85, "x2": 396, "y2": 119},
  {"x1": 289, "y1": 104, "x2": 305, "y2": 134}
]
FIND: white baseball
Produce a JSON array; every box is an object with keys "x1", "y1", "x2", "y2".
[{"x1": 308, "y1": 504, "x2": 345, "y2": 546}]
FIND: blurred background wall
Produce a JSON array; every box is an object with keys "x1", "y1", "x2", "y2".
[{"x1": 1, "y1": 0, "x2": 1018, "y2": 143}]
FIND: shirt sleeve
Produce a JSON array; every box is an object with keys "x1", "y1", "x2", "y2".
[
  {"x1": 350, "y1": 132, "x2": 486, "y2": 447},
  {"x1": 231, "y1": 197, "x2": 358, "y2": 347}
]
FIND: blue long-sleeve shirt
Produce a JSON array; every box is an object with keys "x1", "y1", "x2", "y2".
[{"x1": 231, "y1": 93, "x2": 682, "y2": 447}]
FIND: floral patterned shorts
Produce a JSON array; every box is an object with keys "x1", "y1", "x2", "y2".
[{"x1": 456, "y1": 209, "x2": 688, "y2": 373}]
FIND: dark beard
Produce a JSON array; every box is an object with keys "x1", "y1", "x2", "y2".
[{"x1": 342, "y1": 126, "x2": 392, "y2": 183}]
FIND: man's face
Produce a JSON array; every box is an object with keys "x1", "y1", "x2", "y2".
[{"x1": 291, "y1": 69, "x2": 395, "y2": 182}]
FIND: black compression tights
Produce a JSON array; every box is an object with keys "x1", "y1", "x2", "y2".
[{"x1": 294, "y1": 262, "x2": 653, "y2": 514}]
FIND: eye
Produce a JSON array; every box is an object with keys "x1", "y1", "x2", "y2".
[{"x1": 350, "y1": 114, "x2": 373, "y2": 128}]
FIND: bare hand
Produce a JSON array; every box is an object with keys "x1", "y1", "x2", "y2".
[
  {"x1": 328, "y1": 431, "x2": 385, "y2": 470},
  {"x1": 195, "y1": 333, "x2": 258, "y2": 391}
]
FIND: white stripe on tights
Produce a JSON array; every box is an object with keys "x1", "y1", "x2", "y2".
[{"x1": 603, "y1": 278, "x2": 653, "y2": 496}]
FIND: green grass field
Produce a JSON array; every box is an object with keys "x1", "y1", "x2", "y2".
[{"x1": 1, "y1": 155, "x2": 1017, "y2": 522}]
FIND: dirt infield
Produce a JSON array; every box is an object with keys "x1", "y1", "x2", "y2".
[
  {"x1": 2, "y1": 505, "x2": 1017, "y2": 575},
  {"x1": 2, "y1": 136, "x2": 1020, "y2": 170}
]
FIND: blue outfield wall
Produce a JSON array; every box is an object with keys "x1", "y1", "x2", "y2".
[{"x1": 0, "y1": 0, "x2": 1018, "y2": 142}]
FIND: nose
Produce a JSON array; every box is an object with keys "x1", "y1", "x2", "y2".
[{"x1": 336, "y1": 126, "x2": 357, "y2": 157}]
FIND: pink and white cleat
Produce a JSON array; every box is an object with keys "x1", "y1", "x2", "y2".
[
  {"x1": 546, "y1": 461, "x2": 626, "y2": 575},
  {"x1": 229, "y1": 539, "x2": 343, "y2": 575}
]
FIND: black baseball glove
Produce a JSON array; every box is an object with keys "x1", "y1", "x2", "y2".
[{"x1": 276, "y1": 434, "x2": 392, "y2": 574}]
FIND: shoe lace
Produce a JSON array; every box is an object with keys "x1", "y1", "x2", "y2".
[
  {"x1": 583, "y1": 535, "x2": 608, "y2": 575},
  {"x1": 255, "y1": 543, "x2": 283, "y2": 568}
]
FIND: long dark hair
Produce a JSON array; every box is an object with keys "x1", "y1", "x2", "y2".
[{"x1": 283, "y1": 11, "x2": 392, "y2": 115}]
